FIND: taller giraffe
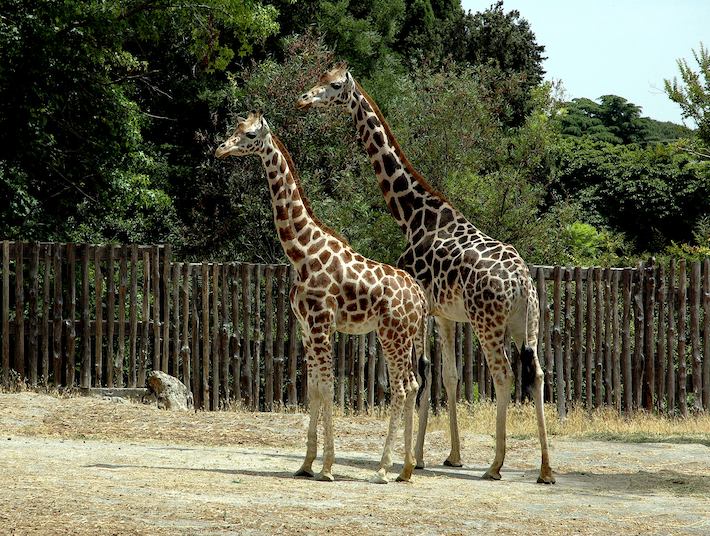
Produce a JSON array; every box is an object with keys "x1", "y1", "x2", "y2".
[
  {"x1": 298, "y1": 64, "x2": 555, "y2": 484},
  {"x1": 215, "y1": 111, "x2": 428, "y2": 484}
]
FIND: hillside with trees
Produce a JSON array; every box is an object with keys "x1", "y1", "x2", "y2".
[{"x1": 0, "y1": 0, "x2": 708, "y2": 267}]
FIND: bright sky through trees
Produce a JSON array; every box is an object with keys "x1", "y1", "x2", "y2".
[{"x1": 462, "y1": 0, "x2": 710, "y2": 125}]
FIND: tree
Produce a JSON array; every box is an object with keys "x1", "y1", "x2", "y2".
[{"x1": 664, "y1": 42, "x2": 710, "y2": 150}]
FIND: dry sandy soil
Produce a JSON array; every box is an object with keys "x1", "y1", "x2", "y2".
[{"x1": 1, "y1": 393, "x2": 709, "y2": 536}]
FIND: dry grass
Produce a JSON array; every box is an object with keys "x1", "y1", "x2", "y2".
[{"x1": 428, "y1": 401, "x2": 710, "y2": 445}]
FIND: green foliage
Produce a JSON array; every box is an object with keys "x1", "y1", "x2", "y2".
[
  {"x1": 664, "y1": 42, "x2": 710, "y2": 149},
  {"x1": 563, "y1": 221, "x2": 626, "y2": 266}
]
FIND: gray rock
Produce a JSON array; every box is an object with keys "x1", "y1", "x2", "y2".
[{"x1": 145, "y1": 371, "x2": 194, "y2": 411}]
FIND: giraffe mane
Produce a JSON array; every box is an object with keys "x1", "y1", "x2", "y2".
[
  {"x1": 354, "y1": 81, "x2": 451, "y2": 205},
  {"x1": 271, "y1": 135, "x2": 350, "y2": 246}
]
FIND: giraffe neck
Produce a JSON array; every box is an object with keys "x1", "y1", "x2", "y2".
[
  {"x1": 259, "y1": 135, "x2": 326, "y2": 267},
  {"x1": 349, "y1": 82, "x2": 458, "y2": 240}
]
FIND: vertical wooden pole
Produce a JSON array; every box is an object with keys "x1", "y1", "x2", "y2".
[
  {"x1": 553, "y1": 266, "x2": 565, "y2": 418},
  {"x1": 456, "y1": 322, "x2": 463, "y2": 402},
  {"x1": 152, "y1": 247, "x2": 161, "y2": 373},
  {"x1": 573, "y1": 267, "x2": 583, "y2": 404},
  {"x1": 14, "y1": 242, "x2": 24, "y2": 380},
  {"x1": 643, "y1": 260, "x2": 656, "y2": 412},
  {"x1": 28, "y1": 243, "x2": 39, "y2": 386},
  {"x1": 181, "y1": 263, "x2": 191, "y2": 394},
  {"x1": 703, "y1": 258, "x2": 710, "y2": 411},
  {"x1": 190, "y1": 267, "x2": 201, "y2": 408},
  {"x1": 116, "y1": 246, "x2": 126, "y2": 388},
  {"x1": 172, "y1": 263, "x2": 181, "y2": 380},
  {"x1": 2, "y1": 241, "x2": 9, "y2": 387},
  {"x1": 66, "y1": 244, "x2": 77, "y2": 388},
  {"x1": 106, "y1": 246, "x2": 116, "y2": 387},
  {"x1": 52, "y1": 244, "x2": 63, "y2": 386},
  {"x1": 357, "y1": 333, "x2": 366, "y2": 413},
  {"x1": 655, "y1": 263, "x2": 666, "y2": 411},
  {"x1": 621, "y1": 268, "x2": 633, "y2": 414},
  {"x1": 594, "y1": 267, "x2": 603, "y2": 408},
  {"x1": 253, "y1": 265, "x2": 262, "y2": 410},
  {"x1": 603, "y1": 269, "x2": 613, "y2": 406},
  {"x1": 368, "y1": 330, "x2": 377, "y2": 410},
  {"x1": 41, "y1": 248, "x2": 50, "y2": 385},
  {"x1": 220, "y1": 264, "x2": 229, "y2": 404},
  {"x1": 94, "y1": 246, "x2": 103, "y2": 386},
  {"x1": 632, "y1": 263, "x2": 645, "y2": 410},
  {"x1": 211, "y1": 262, "x2": 220, "y2": 410},
  {"x1": 564, "y1": 268, "x2": 573, "y2": 403},
  {"x1": 128, "y1": 245, "x2": 138, "y2": 387},
  {"x1": 611, "y1": 270, "x2": 621, "y2": 413},
  {"x1": 690, "y1": 260, "x2": 702, "y2": 412},
  {"x1": 264, "y1": 265, "x2": 275, "y2": 411},
  {"x1": 464, "y1": 322, "x2": 473, "y2": 403},
  {"x1": 274, "y1": 265, "x2": 286, "y2": 407},
  {"x1": 242, "y1": 263, "x2": 252, "y2": 406},
  {"x1": 287, "y1": 266, "x2": 297, "y2": 407},
  {"x1": 349, "y1": 335, "x2": 357, "y2": 410},
  {"x1": 201, "y1": 262, "x2": 210, "y2": 409},
  {"x1": 80, "y1": 245, "x2": 91, "y2": 388},
  {"x1": 161, "y1": 245, "x2": 171, "y2": 374},
  {"x1": 667, "y1": 260, "x2": 677, "y2": 415},
  {"x1": 140, "y1": 250, "x2": 150, "y2": 386},
  {"x1": 585, "y1": 267, "x2": 594, "y2": 409},
  {"x1": 536, "y1": 268, "x2": 551, "y2": 400},
  {"x1": 376, "y1": 338, "x2": 386, "y2": 406},
  {"x1": 230, "y1": 264, "x2": 241, "y2": 404},
  {"x1": 678, "y1": 260, "x2": 688, "y2": 417},
  {"x1": 338, "y1": 332, "x2": 346, "y2": 408}
]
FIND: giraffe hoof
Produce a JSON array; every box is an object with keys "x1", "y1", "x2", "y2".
[
  {"x1": 443, "y1": 459, "x2": 463, "y2": 468},
  {"x1": 294, "y1": 468, "x2": 315, "y2": 478},
  {"x1": 316, "y1": 471, "x2": 334, "y2": 482},
  {"x1": 395, "y1": 474, "x2": 413, "y2": 483},
  {"x1": 415, "y1": 460, "x2": 425, "y2": 470},
  {"x1": 537, "y1": 474, "x2": 556, "y2": 484},
  {"x1": 369, "y1": 472, "x2": 389, "y2": 484},
  {"x1": 482, "y1": 470, "x2": 502, "y2": 481}
]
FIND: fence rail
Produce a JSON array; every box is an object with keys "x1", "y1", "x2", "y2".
[{"x1": 1, "y1": 241, "x2": 708, "y2": 416}]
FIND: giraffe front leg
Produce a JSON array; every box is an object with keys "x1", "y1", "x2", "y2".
[
  {"x1": 316, "y1": 381, "x2": 336, "y2": 482},
  {"x1": 372, "y1": 374, "x2": 406, "y2": 484},
  {"x1": 437, "y1": 317, "x2": 462, "y2": 467},
  {"x1": 396, "y1": 375, "x2": 418, "y2": 482},
  {"x1": 531, "y1": 352, "x2": 555, "y2": 484},
  {"x1": 295, "y1": 377, "x2": 320, "y2": 478}
]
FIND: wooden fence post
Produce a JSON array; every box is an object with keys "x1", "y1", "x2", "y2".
[
  {"x1": 611, "y1": 270, "x2": 621, "y2": 413},
  {"x1": 621, "y1": 268, "x2": 633, "y2": 413},
  {"x1": 116, "y1": 247, "x2": 127, "y2": 388},
  {"x1": 678, "y1": 259, "x2": 687, "y2": 417},
  {"x1": 181, "y1": 263, "x2": 191, "y2": 395},
  {"x1": 656, "y1": 262, "x2": 666, "y2": 411},
  {"x1": 52, "y1": 244, "x2": 63, "y2": 386},
  {"x1": 287, "y1": 266, "x2": 298, "y2": 407},
  {"x1": 81, "y1": 245, "x2": 91, "y2": 388},
  {"x1": 14, "y1": 242, "x2": 24, "y2": 381},
  {"x1": 128, "y1": 245, "x2": 138, "y2": 387},
  {"x1": 564, "y1": 268, "x2": 573, "y2": 403},
  {"x1": 632, "y1": 262, "x2": 644, "y2": 410},
  {"x1": 703, "y1": 258, "x2": 710, "y2": 411},
  {"x1": 241, "y1": 263, "x2": 252, "y2": 407},
  {"x1": 220, "y1": 264, "x2": 230, "y2": 405},
  {"x1": 667, "y1": 260, "x2": 676, "y2": 414},
  {"x1": 2, "y1": 241, "x2": 9, "y2": 387},
  {"x1": 585, "y1": 266, "x2": 594, "y2": 409},
  {"x1": 594, "y1": 267, "x2": 603, "y2": 407},
  {"x1": 253, "y1": 265, "x2": 262, "y2": 410},
  {"x1": 28, "y1": 243, "x2": 39, "y2": 386},
  {"x1": 603, "y1": 269, "x2": 612, "y2": 406},
  {"x1": 162, "y1": 244, "x2": 171, "y2": 374},
  {"x1": 66, "y1": 244, "x2": 77, "y2": 388},
  {"x1": 553, "y1": 266, "x2": 565, "y2": 419},
  {"x1": 211, "y1": 262, "x2": 220, "y2": 410},
  {"x1": 690, "y1": 261, "x2": 702, "y2": 412},
  {"x1": 643, "y1": 259, "x2": 656, "y2": 412},
  {"x1": 463, "y1": 322, "x2": 473, "y2": 403},
  {"x1": 106, "y1": 246, "x2": 116, "y2": 387},
  {"x1": 274, "y1": 265, "x2": 287, "y2": 407},
  {"x1": 368, "y1": 330, "x2": 377, "y2": 410},
  {"x1": 264, "y1": 265, "x2": 275, "y2": 411},
  {"x1": 574, "y1": 267, "x2": 583, "y2": 404},
  {"x1": 41, "y1": 248, "x2": 50, "y2": 385},
  {"x1": 201, "y1": 262, "x2": 210, "y2": 409}
]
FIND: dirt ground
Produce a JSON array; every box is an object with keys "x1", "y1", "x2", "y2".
[{"x1": 1, "y1": 393, "x2": 709, "y2": 536}]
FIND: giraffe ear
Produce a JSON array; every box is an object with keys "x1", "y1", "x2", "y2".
[
  {"x1": 335, "y1": 60, "x2": 348, "y2": 71},
  {"x1": 236, "y1": 115, "x2": 247, "y2": 123}
]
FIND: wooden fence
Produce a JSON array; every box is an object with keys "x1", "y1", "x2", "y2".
[{"x1": 0, "y1": 242, "x2": 708, "y2": 416}]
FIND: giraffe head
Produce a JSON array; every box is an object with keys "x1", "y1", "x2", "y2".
[
  {"x1": 296, "y1": 62, "x2": 353, "y2": 110},
  {"x1": 214, "y1": 111, "x2": 270, "y2": 159}
]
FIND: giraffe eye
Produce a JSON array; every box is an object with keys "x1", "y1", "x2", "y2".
[
  {"x1": 246, "y1": 132, "x2": 256, "y2": 139},
  {"x1": 331, "y1": 82, "x2": 342, "y2": 89}
]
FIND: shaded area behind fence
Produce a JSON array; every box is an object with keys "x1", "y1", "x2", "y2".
[{"x1": 1, "y1": 241, "x2": 708, "y2": 416}]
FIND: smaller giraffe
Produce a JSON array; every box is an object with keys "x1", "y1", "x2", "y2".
[{"x1": 215, "y1": 111, "x2": 429, "y2": 484}]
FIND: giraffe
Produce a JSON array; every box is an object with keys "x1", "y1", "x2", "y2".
[
  {"x1": 215, "y1": 111, "x2": 429, "y2": 484},
  {"x1": 297, "y1": 64, "x2": 555, "y2": 484}
]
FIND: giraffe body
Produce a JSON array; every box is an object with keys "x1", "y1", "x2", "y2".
[
  {"x1": 298, "y1": 65, "x2": 555, "y2": 483},
  {"x1": 216, "y1": 112, "x2": 428, "y2": 483}
]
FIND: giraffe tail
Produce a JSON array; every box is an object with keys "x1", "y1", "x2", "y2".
[
  {"x1": 520, "y1": 274, "x2": 538, "y2": 402},
  {"x1": 415, "y1": 314, "x2": 430, "y2": 407}
]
